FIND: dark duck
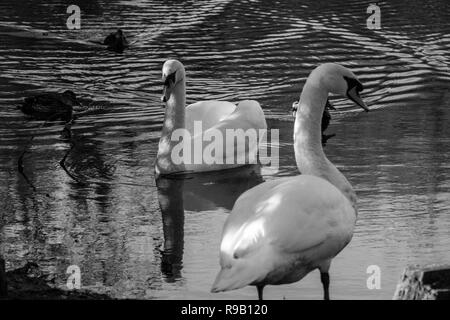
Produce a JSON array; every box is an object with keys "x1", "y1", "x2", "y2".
[
  {"x1": 292, "y1": 99, "x2": 336, "y2": 146},
  {"x1": 103, "y1": 29, "x2": 129, "y2": 53},
  {"x1": 18, "y1": 90, "x2": 81, "y2": 121},
  {"x1": 17, "y1": 90, "x2": 89, "y2": 189}
]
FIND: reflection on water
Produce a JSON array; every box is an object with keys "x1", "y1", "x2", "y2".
[
  {"x1": 156, "y1": 165, "x2": 263, "y2": 283},
  {"x1": 157, "y1": 177, "x2": 185, "y2": 282},
  {"x1": 0, "y1": 0, "x2": 449, "y2": 299}
]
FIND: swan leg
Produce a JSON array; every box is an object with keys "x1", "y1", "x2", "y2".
[
  {"x1": 320, "y1": 272, "x2": 330, "y2": 300},
  {"x1": 257, "y1": 285, "x2": 264, "y2": 301}
]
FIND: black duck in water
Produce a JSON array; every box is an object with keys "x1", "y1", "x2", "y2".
[
  {"x1": 18, "y1": 90, "x2": 81, "y2": 121},
  {"x1": 16, "y1": 90, "x2": 91, "y2": 189},
  {"x1": 103, "y1": 29, "x2": 129, "y2": 53}
]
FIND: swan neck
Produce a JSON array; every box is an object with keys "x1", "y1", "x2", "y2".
[
  {"x1": 156, "y1": 79, "x2": 187, "y2": 175},
  {"x1": 296, "y1": 81, "x2": 328, "y2": 147},
  {"x1": 294, "y1": 80, "x2": 357, "y2": 207},
  {"x1": 163, "y1": 79, "x2": 186, "y2": 134}
]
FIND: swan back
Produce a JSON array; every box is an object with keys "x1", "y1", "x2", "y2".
[{"x1": 185, "y1": 101, "x2": 236, "y2": 134}]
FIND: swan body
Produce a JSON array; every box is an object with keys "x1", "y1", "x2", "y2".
[
  {"x1": 212, "y1": 63, "x2": 368, "y2": 299},
  {"x1": 156, "y1": 60, "x2": 267, "y2": 177},
  {"x1": 212, "y1": 175, "x2": 354, "y2": 289}
]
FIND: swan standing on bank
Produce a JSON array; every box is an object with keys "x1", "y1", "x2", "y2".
[
  {"x1": 211, "y1": 63, "x2": 369, "y2": 300},
  {"x1": 155, "y1": 60, "x2": 267, "y2": 177}
]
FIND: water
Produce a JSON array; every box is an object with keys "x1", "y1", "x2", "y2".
[{"x1": 0, "y1": 0, "x2": 449, "y2": 299}]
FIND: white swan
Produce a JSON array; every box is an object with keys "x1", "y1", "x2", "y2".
[
  {"x1": 155, "y1": 60, "x2": 267, "y2": 177},
  {"x1": 211, "y1": 63, "x2": 369, "y2": 300}
]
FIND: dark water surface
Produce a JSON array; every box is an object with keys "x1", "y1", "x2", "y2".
[{"x1": 0, "y1": 0, "x2": 449, "y2": 299}]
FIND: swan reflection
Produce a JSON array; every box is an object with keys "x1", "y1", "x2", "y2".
[{"x1": 156, "y1": 165, "x2": 264, "y2": 282}]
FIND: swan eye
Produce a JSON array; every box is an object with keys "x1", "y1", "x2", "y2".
[
  {"x1": 164, "y1": 71, "x2": 177, "y2": 87},
  {"x1": 343, "y1": 76, "x2": 364, "y2": 93}
]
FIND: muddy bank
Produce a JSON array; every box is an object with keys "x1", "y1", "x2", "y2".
[{"x1": 0, "y1": 262, "x2": 112, "y2": 300}]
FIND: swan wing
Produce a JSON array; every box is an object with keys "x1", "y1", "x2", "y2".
[
  {"x1": 222, "y1": 175, "x2": 354, "y2": 259},
  {"x1": 184, "y1": 100, "x2": 267, "y2": 168},
  {"x1": 185, "y1": 100, "x2": 236, "y2": 134},
  {"x1": 186, "y1": 100, "x2": 266, "y2": 135}
]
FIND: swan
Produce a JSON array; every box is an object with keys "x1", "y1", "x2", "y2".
[
  {"x1": 211, "y1": 63, "x2": 369, "y2": 300},
  {"x1": 155, "y1": 60, "x2": 267, "y2": 177}
]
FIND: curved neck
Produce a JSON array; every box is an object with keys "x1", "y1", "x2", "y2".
[
  {"x1": 161, "y1": 79, "x2": 186, "y2": 136},
  {"x1": 294, "y1": 79, "x2": 357, "y2": 207},
  {"x1": 156, "y1": 79, "x2": 187, "y2": 175}
]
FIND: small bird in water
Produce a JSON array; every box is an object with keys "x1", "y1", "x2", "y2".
[
  {"x1": 17, "y1": 90, "x2": 81, "y2": 121},
  {"x1": 103, "y1": 29, "x2": 129, "y2": 53},
  {"x1": 17, "y1": 90, "x2": 91, "y2": 188},
  {"x1": 292, "y1": 99, "x2": 336, "y2": 146}
]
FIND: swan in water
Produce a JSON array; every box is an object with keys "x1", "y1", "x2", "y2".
[
  {"x1": 211, "y1": 63, "x2": 369, "y2": 300},
  {"x1": 155, "y1": 60, "x2": 267, "y2": 177}
]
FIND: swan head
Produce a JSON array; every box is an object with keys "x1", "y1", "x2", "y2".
[
  {"x1": 161, "y1": 59, "x2": 185, "y2": 103},
  {"x1": 314, "y1": 63, "x2": 368, "y2": 112}
]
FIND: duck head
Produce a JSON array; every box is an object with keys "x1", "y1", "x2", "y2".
[
  {"x1": 62, "y1": 90, "x2": 76, "y2": 100},
  {"x1": 161, "y1": 59, "x2": 185, "y2": 104},
  {"x1": 61, "y1": 90, "x2": 81, "y2": 107}
]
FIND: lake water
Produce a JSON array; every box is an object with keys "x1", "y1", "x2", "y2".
[{"x1": 0, "y1": 0, "x2": 449, "y2": 299}]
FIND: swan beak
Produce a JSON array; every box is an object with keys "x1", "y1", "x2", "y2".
[
  {"x1": 161, "y1": 85, "x2": 171, "y2": 104},
  {"x1": 161, "y1": 71, "x2": 177, "y2": 104},
  {"x1": 347, "y1": 87, "x2": 369, "y2": 112}
]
